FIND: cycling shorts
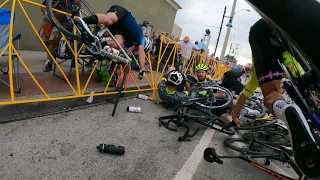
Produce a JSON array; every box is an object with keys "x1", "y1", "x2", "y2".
[
  {"x1": 249, "y1": 19, "x2": 284, "y2": 85},
  {"x1": 107, "y1": 5, "x2": 145, "y2": 48}
]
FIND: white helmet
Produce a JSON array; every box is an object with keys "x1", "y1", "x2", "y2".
[
  {"x1": 144, "y1": 37, "x2": 154, "y2": 53},
  {"x1": 168, "y1": 70, "x2": 184, "y2": 86}
]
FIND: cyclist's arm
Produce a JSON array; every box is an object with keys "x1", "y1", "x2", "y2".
[
  {"x1": 214, "y1": 92, "x2": 226, "y2": 99},
  {"x1": 231, "y1": 70, "x2": 259, "y2": 119},
  {"x1": 74, "y1": 0, "x2": 81, "y2": 7},
  {"x1": 224, "y1": 67, "x2": 245, "y2": 79},
  {"x1": 138, "y1": 45, "x2": 145, "y2": 70},
  {"x1": 185, "y1": 82, "x2": 191, "y2": 95}
]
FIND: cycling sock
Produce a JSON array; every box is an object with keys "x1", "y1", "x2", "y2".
[
  {"x1": 83, "y1": 15, "x2": 98, "y2": 25},
  {"x1": 273, "y1": 100, "x2": 316, "y2": 143}
]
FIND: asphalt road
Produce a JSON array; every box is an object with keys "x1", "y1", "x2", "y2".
[{"x1": 0, "y1": 98, "x2": 299, "y2": 180}]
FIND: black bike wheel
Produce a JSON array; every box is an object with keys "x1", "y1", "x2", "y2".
[
  {"x1": 46, "y1": 0, "x2": 96, "y2": 41},
  {"x1": 224, "y1": 138, "x2": 281, "y2": 156},
  {"x1": 243, "y1": 131, "x2": 290, "y2": 146},
  {"x1": 194, "y1": 86, "x2": 233, "y2": 111},
  {"x1": 235, "y1": 120, "x2": 277, "y2": 131}
]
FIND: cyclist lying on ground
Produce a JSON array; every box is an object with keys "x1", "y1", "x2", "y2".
[
  {"x1": 157, "y1": 67, "x2": 191, "y2": 105},
  {"x1": 73, "y1": 5, "x2": 153, "y2": 79},
  {"x1": 191, "y1": 64, "x2": 235, "y2": 122},
  {"x1": 231, "y1": 18, "x2": 319, "y2": 176}
]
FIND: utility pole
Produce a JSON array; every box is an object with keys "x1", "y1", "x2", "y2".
[
  {"x1": 220, "y1": 0, "x2": 237, "y2": 61},
  {"x1": 213, "y1": 6, "x2": 227, "y2": 57}
]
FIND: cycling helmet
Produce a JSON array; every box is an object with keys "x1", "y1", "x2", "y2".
[
  {"x1": 167, "y1": 70, "x2": 184, "y2": 86},
  {"x1": 195, "y1": 64, "x2": 209, "y2": 71},
  {"x1": 144, "y1": 37, "x2": 154, "y2": 53}
]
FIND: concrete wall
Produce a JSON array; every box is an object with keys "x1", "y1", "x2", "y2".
[
  {"x1": 3, "y1": 0, "x2": 179, "y2": 51},
  {"x1": 171, "y1": 23, "x2": 182, "y2": 40}
]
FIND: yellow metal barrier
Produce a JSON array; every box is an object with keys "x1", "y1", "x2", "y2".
[{"x1": 0, "y1": 0, "x2": 229, "y2": 106}]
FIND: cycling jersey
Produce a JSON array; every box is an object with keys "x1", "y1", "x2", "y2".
[
  {"x1": 158, "y1": 78, "x2": 188, "y2": 105},
  {"x1": 221, "y1": 67, "x2": 245, "y2": 95},
  {"x1": 107, "y1": 6, "x2": 145, "y2": 48}
]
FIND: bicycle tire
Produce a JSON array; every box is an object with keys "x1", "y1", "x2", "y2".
[
  {"x1": 243, "y1": 131, "x2": 290, "y2": 146},
  {"x1": 244, "y1": 98, "x2": 267, "y2": 119},
  {"x1": 194, "y1": 86, "x2": 233, "y2": 111},
  {"x1": 224, "y1": 138, "x2": 282, "y2": 156},
  {"x1": 235, "y1": 120, "x2": 277, "y2": 131},
  {"x1": 46, "y1": 0, "x2": 96, "y2": 41}
]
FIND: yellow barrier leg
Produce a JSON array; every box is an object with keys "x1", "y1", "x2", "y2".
[
  {"x1": 8, "y1": 0, "x2": 17, "y2": 101},
  {"x1": 0, "y1": 0, "x2": 9, "y2": 8}
]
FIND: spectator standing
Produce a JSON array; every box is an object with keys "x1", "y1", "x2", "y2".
[
  {"x1": 178, "y1": 36, "x2": 199, "y2": 63},
  {"x1": 141, "y1": 21, "x2": 149, "y2": 37},
  {"x1": 40, "y1": 0, "x2": 60, "y2": 72}
]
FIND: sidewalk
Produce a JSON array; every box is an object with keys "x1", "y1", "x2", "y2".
[{"x1": 0, "y1": 51, "x2": 159, "y2": 102}]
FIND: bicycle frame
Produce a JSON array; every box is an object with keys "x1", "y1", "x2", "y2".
[{"x1": 207, "y1": 138, "x2": 305, "y2": 180}]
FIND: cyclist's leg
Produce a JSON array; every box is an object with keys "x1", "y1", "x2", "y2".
[
  {"x1": 250, "y1": 19, "x2": 319, "y2": 178},
  {"x1": 74, "y1": 5, "x2": 128, "y2": 43}
]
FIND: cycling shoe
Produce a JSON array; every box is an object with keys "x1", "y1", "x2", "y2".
[
  {"x1": 74, "y1": 17, "x2": 96, "y2": 44},
  {"x1": 285, "y1": 106, "x2": 320, "y2": 179}
]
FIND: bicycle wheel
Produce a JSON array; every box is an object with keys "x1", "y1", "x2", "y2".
[
  {"x1": 243, "y1": 98, "x2": 267, "y2": 119},
  {"x1": 235, "y1": 119, "x2": 277, "y2": 131},
  {"x1": 243, "y1": 131, "x2": 290, "y2": 146},
  {"x1": 194, "y1": 86, "x2": 233, "y2": 111},
  {"x1": 46, "y1": 0, "x2": 97, "y2": 41},
  {"x1": 224, "y1": 138, "x2": 282, "y2": 156}
]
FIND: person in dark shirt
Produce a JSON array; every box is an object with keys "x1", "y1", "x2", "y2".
[{"x1": 220, "y1": 65, "x2": 252, "y2": 95}]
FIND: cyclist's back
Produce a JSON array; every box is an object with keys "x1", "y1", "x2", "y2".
[{"x1": 106, "y1": 6, "x2": 145, "y2": 47}]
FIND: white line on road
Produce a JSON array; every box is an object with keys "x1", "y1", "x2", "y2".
[{"x1": 173, "y1": 128, "x2": 215, "y2": 180}]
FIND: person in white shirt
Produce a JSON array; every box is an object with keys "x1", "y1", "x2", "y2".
[
  {"x1": 178, "y1": 36, "x2": 199, "y2": 70},
  {"x1": 141, "y1": 21, "x2": 149, "y2": 37}
]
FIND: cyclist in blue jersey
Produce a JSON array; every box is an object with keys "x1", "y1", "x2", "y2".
[{"x1": 73, "y1": 5, "x2": 153, "y2": 79}]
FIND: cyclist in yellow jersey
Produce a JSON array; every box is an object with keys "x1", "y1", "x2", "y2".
[
  {"x1": 232, "y1": 52, "x2": 305, "y2": 124},
  {"x1": 230, "y1": 19, "x2": 320, "y2": 178},
  {"x1": 231, "y1": 19, "x2": 308, "y2": 126}
]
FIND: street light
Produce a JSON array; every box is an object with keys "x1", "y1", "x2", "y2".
[
  {"x1": 220, "y1": 0, "x2": 250, "y2": 61},
  {"x1": 225, "y1": 9, "x2": 250, "y2": 27}
]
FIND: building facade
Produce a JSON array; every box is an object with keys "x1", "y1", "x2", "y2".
[{"x1": 4, "y1": 0, "x2": 181, "y2": 50}]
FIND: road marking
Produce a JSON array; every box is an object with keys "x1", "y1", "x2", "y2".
[{"x1": 173, "y1": 128, "x2": 215, "y2": 180}]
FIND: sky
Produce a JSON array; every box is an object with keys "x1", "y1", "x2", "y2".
[{"x1": 174, "y1": 0, "x2": 261, "y2": 65}]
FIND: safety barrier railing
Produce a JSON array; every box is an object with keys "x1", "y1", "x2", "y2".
[{"x1": 0, "y1": 0, "x2": 229, "y2": 106}]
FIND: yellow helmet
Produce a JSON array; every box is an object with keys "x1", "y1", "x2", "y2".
[{"x1": 195, "y1": 64, "x2": 208, "y2": 71}]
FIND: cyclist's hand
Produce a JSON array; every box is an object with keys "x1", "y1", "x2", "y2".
[
  {"x1": 232, "y1": 117, "x2": 241, "y2": 127},
  {"x1": 138, "y1": 70, "x2": 146, "y2": 80}
]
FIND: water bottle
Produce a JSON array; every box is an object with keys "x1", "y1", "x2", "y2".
[
  {"x1": 96, "y1": 144, "x2": 125, "y2": 155},
  {"x1": 127, "y1": 106, "x2": 142, "y2": 113},
  {"x1": 58, "y1": 37, "x2": 66, "y2": 57},
  {"x1": 137, "y1": 94, "x2": 149, "y2": 100}
]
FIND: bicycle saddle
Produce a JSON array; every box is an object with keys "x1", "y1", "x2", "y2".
[{"x1": 204, "y1": 148, "x2": 223, "y2": 164}]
